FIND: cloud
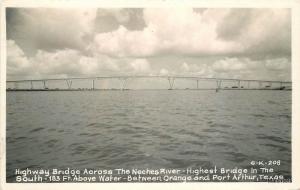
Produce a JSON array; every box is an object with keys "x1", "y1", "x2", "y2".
[
  {"x1": 95, "y1": 8, "x2": 144, "y2": 25},
  {"x1": 159, "y1": 68, "x2": 169, "y2": 75},
  {"x1": 212, "y1": 57, "x2": 249, "y2": 72},
  {"x1": 7, "y1": 39, "x2": 291, "y2": 81},
  {"x1": 6, "y1": 8, "x2": 97, "y2": 55},
  {"x1": 217, "y1": 9, "x2": 291, "y2": 56},
  {"x1": 91, "y1": 8, "x2": 290, "y2": 57},
  {"x1": 94, "y1": 8, "x2": 145, "y2": 33},
  {"x1": 91, "y1": 25, "x2": 159, "y2": 57},
  {"x1": 210, "y1": 57, "x2": 290, "y2": 80},
  {"x1": 6, "y1": 8, "x2": 291, "y2": 82},
  {"x1": 7, "y1": 40, "x2": 154, "y2": 80},
  {"x1": 7, "y1": 8, "x2": 291, "y2": 58},
  {"x1": 7, "y1": 40, "x2": 31, "y2": 76},
  {"x1": 180, "y1": 62, "x2": 190, "y2": 72},
  {"x1": 30, "y1": 49, "x2": 123, "y2": 77},
  {"x1": 264, "y1": 58, "x2": 290, "y2": 71},
  {"x1": 151, "y1": 57, "x2": 289, "y2": 80},
  {"x1": 128, "y1": 59, "x2": 151, "y2": 73},
  {"x1": 91, "y1": 8, "x2": 241, "y2": 57},
  {"x1": 216, "y1": 9, "x2": 253, "y2": 41}
]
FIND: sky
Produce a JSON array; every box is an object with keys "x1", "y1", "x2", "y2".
[{"x1": 6, "y1": 8, "x2": 291, "y2": 81}]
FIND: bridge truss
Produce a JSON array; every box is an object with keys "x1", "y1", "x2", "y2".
[{"x1": 6, "y1": 75, "x2": 292, "y2": 91}]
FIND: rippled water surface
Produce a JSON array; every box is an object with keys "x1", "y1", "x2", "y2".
[{"x1": 6, "y1": 90, "x2": 291, "y2": 181}]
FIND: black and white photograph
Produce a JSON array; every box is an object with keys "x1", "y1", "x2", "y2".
[{"x1": 1, "y1": 0, "x2": 300, "y2": 189}]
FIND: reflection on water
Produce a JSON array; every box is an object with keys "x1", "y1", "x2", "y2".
[{"x1": 6, "y1": 90, "x2": 291, "y2": 181}]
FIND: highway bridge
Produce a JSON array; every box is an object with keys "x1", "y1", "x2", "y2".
[{"x1": 6, "y1": 75, "x2": 292, "y2": 91}]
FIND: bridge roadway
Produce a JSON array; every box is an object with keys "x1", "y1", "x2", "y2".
[{"x1": 6, "y1": 75, "x2": 292, "y2": 90}]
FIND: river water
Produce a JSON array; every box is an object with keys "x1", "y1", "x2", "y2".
[{"x1": 6, "y1": 90, "x2": 291, "y2": 182}]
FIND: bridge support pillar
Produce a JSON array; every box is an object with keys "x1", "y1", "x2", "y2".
[
  {"x1": 168, "y1": 77, "x2": 175, "y2": 90},
  {"x1": 92, "y1": 79, "x2": 95, "y2": 90},
  {"x1": 196, "y1": 80, "x2": 199, "y2": 89},
  {"x1": 247, "y1": 81, "x2": 250, "y2": 89},
  {"x1": 259, "y1": 81, "x2": 262, "y2": 89},
  {"x1": 216, "y1": 80, "x2": 222, "y2": 91},
  {"x1": 14, "y1": 82, "x2": 18, "y2": 89},
  {"x1": 237, "y1": 80, "x2": 241, "y2": 88},
  {"x1": 120, "y1": 78, "x2": 127, "y2": 90},
  {"x1": 66, "y1": 80, "x2": 72, "y2": 89},
  {"x1": 30, "y1": 81, "x2": 33, "y2": 89},
  {"x1": 43, "y1": 81, "x2": 47, "y2": 89}
]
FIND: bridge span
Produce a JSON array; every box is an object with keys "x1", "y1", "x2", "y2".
[{"x1": 6, "y1": 75, "x2": 292, "y2": 91}]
